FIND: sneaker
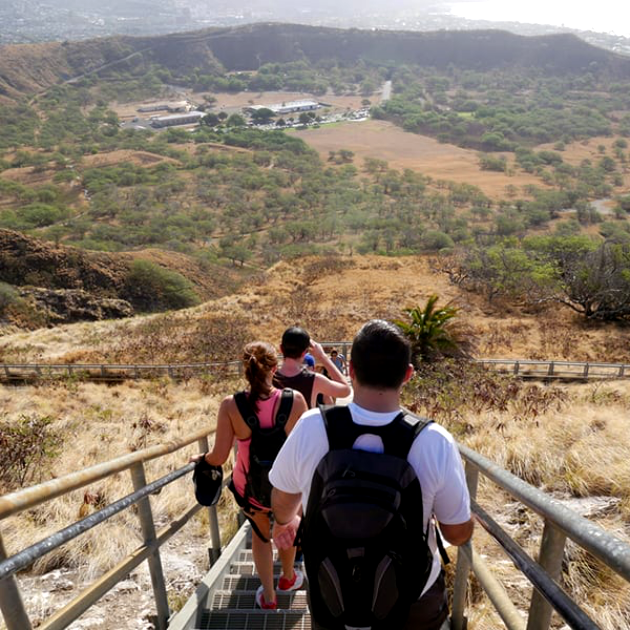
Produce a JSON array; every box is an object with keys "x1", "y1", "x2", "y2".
[
  {"x1": 255, "y1": 585, "x2": 277, "y2": 610},
  {"x1": 277, "y1": 568, "x2": 304, "y2": 593}
]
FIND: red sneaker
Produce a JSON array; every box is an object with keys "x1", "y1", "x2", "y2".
[
  {"x1": 277, "y1": 568, "x2": 304, "y2": 593},
  {"x1": 255, "y1": 585, "x2": 277, "y2": 610}
]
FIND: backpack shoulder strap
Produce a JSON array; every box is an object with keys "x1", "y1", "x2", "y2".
[
  {"x1": 233, "y1": 391, "x2": 259, "y2": 430},
  {"x1": 274, "y1": 388, "x2": 294, "y2": 428},
  {"x1": 319, "y1": 404, "x2": 359, "y2": 450},
  {"x1": 319, "y1": 405, "x2": 433, "y2": 457},
  {"x1": 381, "y1": 413, "x2": 433, "y2": 460}
]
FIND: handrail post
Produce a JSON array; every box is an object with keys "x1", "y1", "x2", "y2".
[
  {"x1": 197, "y1": 438, "x2": 221, "y2": 564},
  {"x1": 526, "y1": 520, "x2": 566, "y2": 630},
  {"x1": 130, "y1": 462, "x2": 170, "y2": 630},
  {"x1": 451, "y1": 463, "x2": 479, "y2": 630},
  {"x1": 0, "y1": 530, "x2": 33, "y2": 630},
  {"x1": 513, "y1": 361, "x2": 520, "y2": 376},
  {"x1": 583, "y1": 363, "x2": 589, "y2": 379}
]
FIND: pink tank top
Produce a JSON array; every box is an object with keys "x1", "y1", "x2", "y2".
[{"x1": 232, "y1": 388, "x2": 282, "y2": 509}]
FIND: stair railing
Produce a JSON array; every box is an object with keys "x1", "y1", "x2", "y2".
[
  {"x1": 0, "y1": 427, "x2": 224, "y2": 630},
  {"x1": 451, "y1": 443, "x2": 630, "y2": 630}
]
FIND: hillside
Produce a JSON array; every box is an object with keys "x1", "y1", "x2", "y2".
[
  {"x1": 2, "y1": 24, "x2": 630, "y2": 102},
  {"x1": 2, "y1": 254, "x2": 630, "y2": 366},
  {"x1": 0, "y1": 229, "x2": 241, "y2": 326}
]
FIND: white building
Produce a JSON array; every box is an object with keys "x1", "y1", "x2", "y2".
[
  {"x1": 150, "y1": 111, "x2": 205, "y2": 128},
  {"x1": 244, "y1": 100, "x2": 320, "y2": 116},
  {"x1": 138, "y1": 101, "x2": 191, "y2": 114}
]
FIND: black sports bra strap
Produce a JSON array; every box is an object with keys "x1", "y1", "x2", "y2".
[
  {"x1": 233, "y1": 391, "x2": 259, "y2": 430},
  {"x1": 274, "y1": 388, "x2": 294, "y2": 428}
]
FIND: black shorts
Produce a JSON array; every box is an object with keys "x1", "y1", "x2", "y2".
[
  {"x1": 403, "y1": 571, "x2": 448, "y2": 630},
  {"x1": 311, "y1": 571, "x2": 448, "y2": 630}
]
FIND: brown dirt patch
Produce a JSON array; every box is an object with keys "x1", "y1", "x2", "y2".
[
  {"x1": 81, "y1": 150, "x2": 179, "y2": 168},
  {"x1": 292, "y1": 120, "x2": 545, "y2": 199},
  {"x1": 1, "y1": 165, "x2": 59, "y2": 186}
]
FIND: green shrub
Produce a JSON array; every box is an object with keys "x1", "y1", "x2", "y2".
[
  {"x1": 124, "y1": 259, "x2": 200, "y2": 312},
  {"x1": 0, "y1": 282, "x2": 19, "y2": 314}
]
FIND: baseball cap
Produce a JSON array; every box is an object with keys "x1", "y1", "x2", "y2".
[{"x1": 193, "y1": 458, "x2": 223, "y2": 506}]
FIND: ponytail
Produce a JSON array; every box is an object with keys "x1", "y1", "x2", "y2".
[{"x1": 242, "y1": 341, "x2": 278, "y2": 407}]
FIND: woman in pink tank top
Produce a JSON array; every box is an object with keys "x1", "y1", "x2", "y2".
[{"x1": 191, "y1": 341, "x2": 307, "y2": 610}]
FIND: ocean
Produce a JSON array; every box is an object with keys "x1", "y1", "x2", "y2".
[{"x1": 446, "y1": 0, "x2": 630, "y2": 38}]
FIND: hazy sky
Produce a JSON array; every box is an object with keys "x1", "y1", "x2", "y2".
[{"x1": 446, "y1": 0, "x2": 630, "y2": 37}]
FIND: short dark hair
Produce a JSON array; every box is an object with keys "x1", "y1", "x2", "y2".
[
  {"x1": 281, "y1": 326, "x2": 311, "y2": 359},
  {"x1": 351, "y1": 320, "x2": 411, "y2": 389}
]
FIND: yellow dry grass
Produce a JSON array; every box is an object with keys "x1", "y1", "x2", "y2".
[
  {"x1": 438, "y1": 379, "x2": 630, "y2": 629},
  {"x1": 2, "y1": 255, "x2": 629, "y2": 365}
]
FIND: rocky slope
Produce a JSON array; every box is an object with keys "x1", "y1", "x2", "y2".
[{"x1": 0, "y1": 229, "x2": 240, "y2": 327}]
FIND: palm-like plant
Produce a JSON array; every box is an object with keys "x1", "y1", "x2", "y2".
[{"x1": 395, "y1": 295, "x2": 469, "y2": 365}]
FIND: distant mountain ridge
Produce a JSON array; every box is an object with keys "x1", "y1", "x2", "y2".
[{"x1": 2, "y1": 23, "x2": 630, "y2": 102}]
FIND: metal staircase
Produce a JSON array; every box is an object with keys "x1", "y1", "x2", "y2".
[{"x1": 169, "y1": 523, "x2": 311, "y2": 630}]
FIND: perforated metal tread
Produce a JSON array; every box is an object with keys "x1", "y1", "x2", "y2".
[
  {"x1": 198, "y1": 609, "x2": 312, "y2": 630},
  {"x1": 211, "y1": 590, "x2": 308, "y2": 611},
  {"x1": 230, "y1": 562, "x2": 284, "y2": 576}
]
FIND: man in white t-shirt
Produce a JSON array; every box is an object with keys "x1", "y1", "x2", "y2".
[{"x1": 270, "y1": 319, "x2": 473, "y2": 629}]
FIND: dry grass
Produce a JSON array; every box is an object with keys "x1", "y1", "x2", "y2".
[
  {"x1": 2, "y1": 254, "x2": 630, "y2": 628},
  {"x1": 424, "y1": 377, "x2": 630, "y2": 629},
  {"x1": 3, "y1": 254, "x2": 629, "y2": 366},
  {"x1": 292, "y1": 119, "x2": 548, "y2": 199}
]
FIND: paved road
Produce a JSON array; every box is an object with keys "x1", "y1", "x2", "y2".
[{"x1": 381, "y1": 80, "x2": 392, "y2": 102}]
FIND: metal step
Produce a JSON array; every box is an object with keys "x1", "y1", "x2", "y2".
[
  {"x1": 198, "y1": 608, "x2": 312, "y2": 629},
  {"x1": 211, "y1": 589, "x2": 308, "y2": 611},
  {"x1": 229, "y1": 561, "x2": 284, "y2": 576}
]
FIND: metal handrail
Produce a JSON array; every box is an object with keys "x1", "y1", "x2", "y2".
[
  {"x1": 0, "y1": 352, "x2": 628, "y2": 383},
  {"x1": 0, "y1": 428, "x2": 222, "y2": 630},
  {"x1": 452, "y1": 443, "x2": 630, "y2": 630},
  {"x1": 0, "y1": 464, "x2": 194, "y2": 581},
  {"x1": 0, "y1": 425, "x2": 213, "y2": 520}
]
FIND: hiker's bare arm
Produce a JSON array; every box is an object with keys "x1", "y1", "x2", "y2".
[
  {"x1": 202, "y1": 397, "x2": 235, "y2": 466},
  {"x1": 271, "y1": 488, "x2": 302, "y2": 550},
  {"x1": 439, "y1": 518, "x2": 474, "y2": 546},
  {"x1": 272, "y1": 488, "x2": 302, "y2": 524},
  {"x1": 310, "y1": 341, "x2": 351, "y2": 399},
  {"x1": 286, "y1": 391, "x2": 308, "y2": 434}
]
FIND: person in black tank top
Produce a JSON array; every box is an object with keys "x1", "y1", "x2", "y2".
[{"x1": 273, "y1": 326, "x2": 351, "y2": 408}]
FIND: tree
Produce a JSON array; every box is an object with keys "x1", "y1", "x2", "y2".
[
  {"x1": 226, "y1": 113, "x2": 246, "y2": 127},
  {"x1": 394, "y1": 295, "x2": 470, "y2": 365},
  {"x1": 250, "y1": 108, "x2": 275, "y2": 125}
]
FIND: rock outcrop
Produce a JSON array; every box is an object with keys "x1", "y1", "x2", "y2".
[{"x1": 18, "y1": 287, "x2": 133, "y2": 324}]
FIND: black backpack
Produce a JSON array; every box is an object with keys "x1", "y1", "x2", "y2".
[
  {"x1": 300, "y1": 405, "x2": 434, "y2": 630},
  {"x1": 233, "y1": 388, "x2": 293, "y2": 508}
]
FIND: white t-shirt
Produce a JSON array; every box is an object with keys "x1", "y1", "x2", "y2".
[{"x1": 269, "y1": 402, "x2": 471, "y2": 594}]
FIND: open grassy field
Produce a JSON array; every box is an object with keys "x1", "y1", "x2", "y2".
[{"x1": 293, "y1": 119, "x2": 549, "y2": 199}]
